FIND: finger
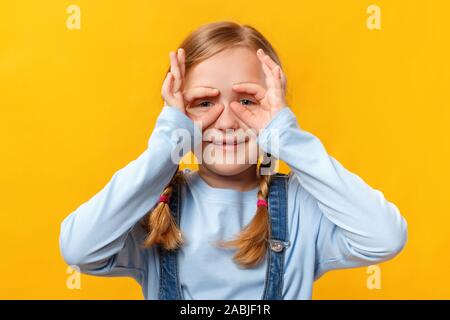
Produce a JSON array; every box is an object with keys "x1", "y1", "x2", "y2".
[
  {"x1": 232, "y1": 83, "x2": 266, "y2": 101},
  {"x1": 261, "y1": 62, "x2": 274, "y2": 89},
  {"x1": 178, "y1": 48, "x2": 186, "y2": 80},
  {"x1": 272, "y1": 66, "x2": 282, "y2": 91},
  {"x1": 257, "y1": 49, "x2": 268, "y2": 71},
  {"x1": 279, "y1": 67, "x2": 286, "y2": 91},
  {"x1": 184, "y1": 87, "x2": 219, "y2": 103},
  {"x1": 170, "y1": 51, "x2": 181, "y2": 92},
  {"x1": 258, "y1": 49, "x2": 282, "y2": 89},
  {"x1": 256, "y1": 48, "x2": 266, "y2": 64},
  {"x1": 257, "y1": 50, "x2": 275, "y2": 88},
  {"x1": 199, "y1": 103, "x2": 224, "y2": 128},
  {"x1": 257, "y1": 48, "x2": 276, "y2": 71},
  {"x1": 229, "y1": 101, "x2": 257, "y2": 128},
  {"x1": 260, "y1": 53, "x2": 271, "y2": 77},
  {"x1": 258, "y1": 48, "x2": 278, "y2": 70},
  {"x1": 161, "y1": 72, "x2": 173, "y2": 98}
]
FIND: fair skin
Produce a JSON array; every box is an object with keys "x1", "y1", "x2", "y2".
[{"x1": 161, "y1": 46, "x2": 287, "y2": 191}]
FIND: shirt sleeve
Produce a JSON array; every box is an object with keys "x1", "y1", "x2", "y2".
[
  {"x1": 59, "y1": 105, "x2": 201, "y2": 283},
  {"x1": 256, "y1": 107, "x2": 408, "y2": 280}
]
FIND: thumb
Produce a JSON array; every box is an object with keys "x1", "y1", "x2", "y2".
[
  {"x1": 198, "y1": 104, "x2": 224, "y2": 129},
  {"x1": 230, "y1": 102, "x2": 256, "y2": 128}
]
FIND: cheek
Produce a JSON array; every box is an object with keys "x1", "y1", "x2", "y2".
[{"x1": 245, "y1": 138, "x2": 260, "y2": 162}]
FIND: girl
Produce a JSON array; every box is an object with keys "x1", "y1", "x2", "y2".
[{"x1": 59, "y1": 21, "x2": 407, "y2": 300}]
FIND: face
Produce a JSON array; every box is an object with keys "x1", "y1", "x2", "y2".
[{"x1": 183, "y1": 46, "x2": 266, "y2": 176}]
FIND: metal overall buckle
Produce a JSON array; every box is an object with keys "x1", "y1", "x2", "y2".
[{"x1": 268, "y1": 239, "x2": 291, "y2": 252}]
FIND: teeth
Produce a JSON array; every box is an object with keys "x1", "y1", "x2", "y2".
[
  {"x1": 212, "y1": 142, "x2": 241, "y2": 145},
  {"x1": 213, "y1": 143, "x2": 238, "y2": 145},
  {"x1": 209, "y1": 137, "x2": 248, "y2": 145}
]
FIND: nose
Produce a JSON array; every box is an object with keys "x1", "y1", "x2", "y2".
[{"x1": 213, "y1": 103, "x2": 240, "y2": 131}]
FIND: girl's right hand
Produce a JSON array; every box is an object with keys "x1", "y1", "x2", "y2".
[
  {"x1": 161, "y1": 48, "x2": 186, "y2": 113},
  {"x1": 183, "y1": 87, "x2": 224, "y2": 131},
  {"x1": 161, "y1": 47, "x2": 224, "y2": 129}
]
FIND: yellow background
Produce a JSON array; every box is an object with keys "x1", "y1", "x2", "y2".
[{"x1": 1, "y1": 0, "x2": 449, "y2": 299}]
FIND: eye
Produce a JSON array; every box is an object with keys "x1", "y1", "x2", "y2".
[
  {"x1": 240, "y1": 98, "x2": 256, "y2": 106},
  {"x1": 194, "y1": 100, "x2": 213, "y2": 108}
]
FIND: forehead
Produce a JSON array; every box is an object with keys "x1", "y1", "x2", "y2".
[{"x1": 184, "y1": 46, "x2": 264, "y2": 89}]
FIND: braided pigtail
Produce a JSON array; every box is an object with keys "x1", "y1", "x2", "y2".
[{"x1": 143, "y1": 169, "x2": 185, "y2": 250}]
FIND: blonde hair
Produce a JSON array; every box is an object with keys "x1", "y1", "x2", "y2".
[{"x1": 143, "y1": 21, "x2": 285, "y2": 268}]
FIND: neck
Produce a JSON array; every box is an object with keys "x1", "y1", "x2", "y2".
[{"x1": 198, "y1": 165, "x2": 259, "y2": 192}]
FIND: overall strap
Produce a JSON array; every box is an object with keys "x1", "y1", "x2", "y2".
[
  {"x1": 158, "y1": 173, "x2": 184, "y2": 300},
  {"x1": 262, "y1": 173, "x2": 290, "y2": 300}
]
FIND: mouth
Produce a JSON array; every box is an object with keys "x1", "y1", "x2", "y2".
[{"x1": 205, "y1": 136, "x2": 250, "y2": 150}]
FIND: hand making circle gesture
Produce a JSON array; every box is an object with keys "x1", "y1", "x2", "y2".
[
  {"x1": 161, "y1": 48, "x2": 224, "y2": 130},
  {"x1": 230, "y1": 48, "x2": 287, "y2": 131}
]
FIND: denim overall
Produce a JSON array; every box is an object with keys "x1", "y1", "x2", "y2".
[{"x1": 157, "y1": 172, "x2": 291, "y2": 300}]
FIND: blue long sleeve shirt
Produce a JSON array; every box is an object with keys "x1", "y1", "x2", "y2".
[{"x1": 59, "y1": 106, "x2": 408, "y2": 299}]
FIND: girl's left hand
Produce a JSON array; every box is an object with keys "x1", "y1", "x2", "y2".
[{"x1": 230, "y1": 48, "x2": 287, "y2": 131}]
